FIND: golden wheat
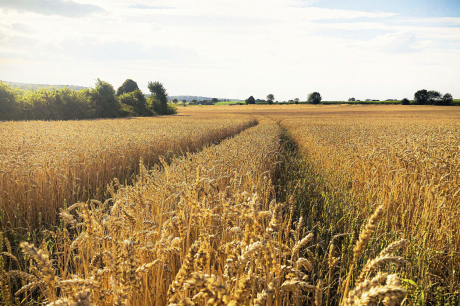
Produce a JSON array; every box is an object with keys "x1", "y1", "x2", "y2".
[
  {"x1": 0, "y1": 113, "x2": 256, "y2": 229},
  {"x1": 2, "y1": 117, "x2": 410, "y2": 305},
  {"x1": 276, "y1": 105, "x2": 460, "y2": 300},
  {"x1": 3, "y1": 105, "x2": 444, "y2": 305}
]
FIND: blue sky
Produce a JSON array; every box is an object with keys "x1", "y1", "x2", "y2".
[
  {"x1": 310, "y1": 0, "x2": 460, "y2": 18},
  {"x1": 0, "y1": 0, "x2": 459, "y2": 100}
]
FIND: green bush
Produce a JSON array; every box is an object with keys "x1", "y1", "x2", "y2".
[
  {"x1": 0, "y1": 82, "x2": 21, "y2": 120},
  {"x1": 20, "y1": 87, "x2": 93, "y2": 120},
  {"x1": 118, "y1": 90, "x2": 153, "y2": 117},
  {"x1": 0, "y1": 79, "x2": 176, "y2": 121}
]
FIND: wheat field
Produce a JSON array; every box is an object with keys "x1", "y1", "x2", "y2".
[
  {"x1": 275, "y1": 105, "x2": 460, "y2": 305},
  {"x1": 282, "y1": 110, "x2": 460, "y2": 248},
  {"x1": 0, "y1": 114, "x2": 256, "y2": 230},
  {"x1": 182, "y1": 105, "x2": 460, "y2": 304},
  {"x1": 1, "y1": 105, "x2": 459, "y2": 305}
]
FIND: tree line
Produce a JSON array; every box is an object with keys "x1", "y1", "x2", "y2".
[
  {"x1": 409, "y1": 90, "x2": 453, "y2": 105},
  {"x1": 245, "y1": 92, "x2": 322, "y2": 105},
  {"x1": 172, "y1": 98, "x2": 221, "y2": 105},
  {"x1": 168, "y1": 96, "x2": 234, "y2": 103},
  {"x1": 0, "y1": 79, "x2": 176, "y2": 121},
  {"x1": 349, "y1": 90, "x2": 453, "y2": 105},
  {"x1": 245, "y1": 90, "x2": 454, "y2": 105}
]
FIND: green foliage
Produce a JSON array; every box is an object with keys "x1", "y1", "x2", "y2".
[
  {"x1": 307, "y1": 92, "x2": 322, "y2": 104},
  {"x1": 89, "y1": 79, "x2": 121, "y2": 118},
  {"x1": 118, "y1": 89, "x2": 153, "y2": 117},
  {"x1": 147, "y1": 81, "x2": 176, "y2": 115},
  {"x1": 442, "y1": 93, "x2": 453, "y2": 105},
  {"x1": 0, "y1": 82, "x2": 21, "y2": 120},
  {"x1": 117, "y1": 79, "x2": 139, "y2": 96},
  {"x1": 245, "y1": 96, "x2": 255, "y2": 105},
  {"x1": 414, "y1": 89, "x2": 428, "y2": 105},
  {"x1": 414, "y1": 89, "x2": 453, "y2": 105},
  {"x1": 148, "y1": 96, "x2": 177, "y2": 115},
  {"x1": 267, "y1": 94, "x2": 274, "y2": 104},
  {"x1": 148, "y1": 81, "x2": 168, "y2": 105},
  {"x1": 21, "y1": 87, "x2": 93, "y2": 120},
  {"x1": 401, "y1": 98, "x2": 410, "y2": 105},
  {"x1": 428, "y1": 90, "x2": 442, "y2": 105},
  {"x1": 0, "y1": 79, "x2": 176, "y2": 121}
]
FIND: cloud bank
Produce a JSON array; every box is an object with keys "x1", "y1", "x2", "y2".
[
  {"x1": 0, "y1": 0, "x2": 458, "y2": 100},
  {"x1": 0, "y1": 0, "x2": 103, "y2": 17}
]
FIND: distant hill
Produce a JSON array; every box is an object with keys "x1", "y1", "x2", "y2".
[
  {"x1": 1, "y1": 83, "x2": 244, "y2": 101},
  {"x1": 168, "y1": 95, "x2": 243, "y2": 102},
  {"x1": 0, "y1": 80, "x2": 88, "y2": 91}
]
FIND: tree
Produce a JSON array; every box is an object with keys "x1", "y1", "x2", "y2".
[
  {"x1": 117, "y1": 79, "x2": 139, "y2": 96},
  {"x1": 211, "y1": 98, "x2": 218, "y2": 103},
  {"x1": 118, "y1": 89, "x2": 152, "y2": 117},
  {"x1": 348, "y1": 97, "x2": 356, "y2": 102},
  {"x1": 428, "y1": 90, "x2": 442, "y2": 105},
  {"x1": 245, "y1": 96, "x2": 255, "y2": 105},
  {"x1": 307, "y1": 92, "x2": 322, "y2": 104},
  {"x1": 147, "y1": 81, "x2": 176, "y2": 115},
  {"x1": 148, "y1": 82, "x2": 168, "y2": 105},
  {"x1": 441, "y1": 93, "x2": 453, "y2": 105},
  {"x1": 414, "y1": 89, "x2": 428, "y2": 105},
  {"x1": 89, "y1": 79, "x2": 121, "y2": 118},
  {"x1": 267, "y1": 94, "x2": 274, "y2": 104},
  {"x1": 294, "y1": 98, "x2": 299, "y2": 104},
  {"x1": 401, "y1": 98, "x2": 410, "y2": 105},
  {"x1": 0, "y1": 82, "x2": 20, "y2": 120},
  {"x1": 172, "y1": 98, "x2": 178, "y2": 103}
]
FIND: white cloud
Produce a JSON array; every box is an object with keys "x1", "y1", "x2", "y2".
[
  {"x1": 0, "y1": 0, "x2": 104, "y2": 17},
  {"x1": 0, "y1": 0, "x2": 459, "y2": 100},
  {"x1": 348, "y1": 31, "x2": 430, "y2": 53},
  {"x1": 300, "y1": 7, "x2": 398, "y2": 20}
]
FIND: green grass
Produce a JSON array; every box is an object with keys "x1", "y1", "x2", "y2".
[{"x1": 214, "y1": 101, "x2": 244, "y2": 105}]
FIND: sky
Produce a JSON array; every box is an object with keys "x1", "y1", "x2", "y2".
[{"x1": 0, "y1": 0, "x2": 459, "y2": 101}]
